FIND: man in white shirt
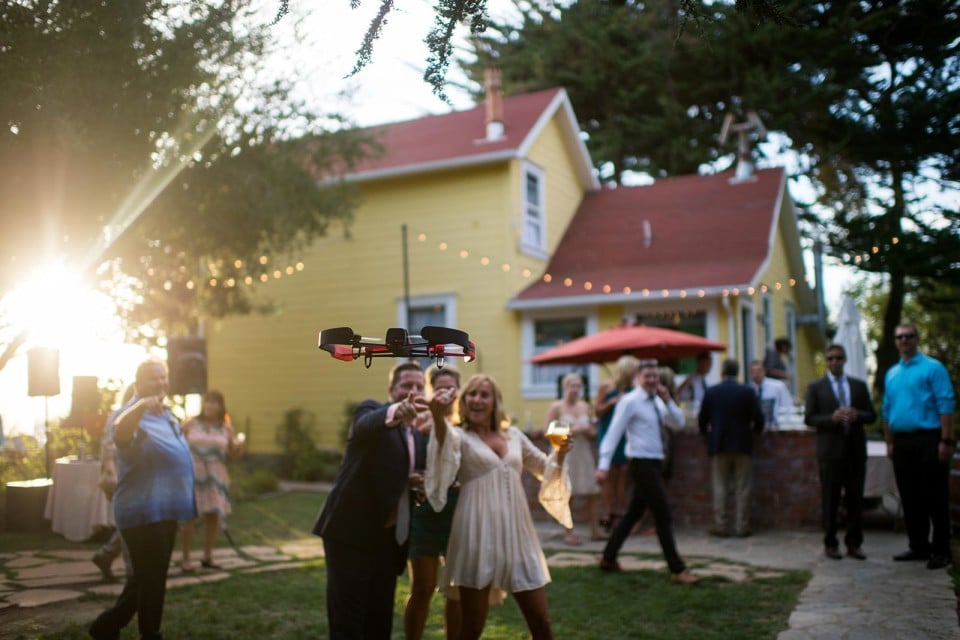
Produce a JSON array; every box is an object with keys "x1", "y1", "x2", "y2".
[
  {"x1": 595, "y1": 363, "x2": 698, "y2": 584},
  {"x1": 748, "y1": 360, "x2": 794, "y2": 427}
]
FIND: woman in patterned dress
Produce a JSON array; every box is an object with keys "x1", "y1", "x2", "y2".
[{"x1": 180, "y1": 390, "x2": 241, "y2": 571}]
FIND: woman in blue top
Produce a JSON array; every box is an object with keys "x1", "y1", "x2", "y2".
[
  {"x1": 594, "y1": 355, "x2": 639, "y2": 533},
  {"x1": 89, "y1": 359, "x2": 195, "y2": 640}
]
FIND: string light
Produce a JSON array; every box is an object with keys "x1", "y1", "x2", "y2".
[{"x1": 160, "y1": 220, "x2": 888, "y2": 300}]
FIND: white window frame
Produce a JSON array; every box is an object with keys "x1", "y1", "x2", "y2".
[
  {"x1": 519, "y1": 161, "x2": 548, "y2": 259},
  {"x1": 521, "y1": 310, "x2": 597, "y2": 399}
]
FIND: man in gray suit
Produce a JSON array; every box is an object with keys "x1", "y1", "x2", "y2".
[{"x1": 805, "y1": 344, "x2": 876, "y2": 560}]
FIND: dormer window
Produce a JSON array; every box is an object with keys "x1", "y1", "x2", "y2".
[{"x1": 520, "y1": 162, "x2": 547, "y2": 258}]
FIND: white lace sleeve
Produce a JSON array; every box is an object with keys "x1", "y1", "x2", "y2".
[{"x1": 425, "y1": 422, "x2": 461, "y2": 512}]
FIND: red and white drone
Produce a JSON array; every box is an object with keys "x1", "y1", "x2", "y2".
[{"x1": 318, "y1": 326, "x2": 476, "y2": 369}]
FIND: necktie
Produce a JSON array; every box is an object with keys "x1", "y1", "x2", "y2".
[
  {"x1": 395, "y1": 426, "x2": 415, "y2": 545},
  {"x1": 835, "y1": 377, "x2": 847, "y2": 407},
  {"x1": 649, "y1": 395, "x2": 663, "y2": 428},
  {"x1": 835, "y1": 377, "x2": 850, "y2": 435}
]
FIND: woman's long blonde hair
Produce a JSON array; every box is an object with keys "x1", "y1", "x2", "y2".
[{"x1": 457, "y1": 373, "x2": 510, "y2": 432}]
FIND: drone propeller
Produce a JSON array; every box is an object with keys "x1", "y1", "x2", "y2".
[{"x1": 318, "y1": 326, "x2": 476, "y2": 368}]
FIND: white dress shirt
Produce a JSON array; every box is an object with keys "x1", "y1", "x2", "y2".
[{"x1": 597, "y1": 387, "x2": 683, "y2": 470}]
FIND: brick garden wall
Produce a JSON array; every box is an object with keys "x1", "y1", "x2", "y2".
[{"x1": 526, "y1": 429, "x2": 822, "y2": 530}]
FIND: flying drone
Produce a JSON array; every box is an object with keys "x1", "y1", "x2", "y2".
[{"x1": 318, "y1": 326, "x2": 476, "y2": 369}]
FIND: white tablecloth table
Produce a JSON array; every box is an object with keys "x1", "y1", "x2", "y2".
[
  {"x1": 864, "y1": 440, "x2": 898, "y2": 499},
  {"x1": 44, "y1": 458, "x2": 114, "y2": 541}
]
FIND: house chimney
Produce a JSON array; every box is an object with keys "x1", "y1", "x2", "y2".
[{"x1": 484, "y1": 67, "x2": 504, "y2": 141}]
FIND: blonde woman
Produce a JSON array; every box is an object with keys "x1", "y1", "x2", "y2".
[
  {"x1": 544, "y1": 373, "x2": 605, "y2": 544},
  {"x1": 426, "y1": 373, "x2": 572, "y2": 640}
]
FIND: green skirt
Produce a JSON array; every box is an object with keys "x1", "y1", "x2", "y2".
[{"x1": 408, "y1": 486, "x2": 459, "y2": 559}]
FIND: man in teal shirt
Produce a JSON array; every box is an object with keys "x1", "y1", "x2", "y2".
[{"x1": 882, "y1": 323, "x2": 956, "y2": 569}]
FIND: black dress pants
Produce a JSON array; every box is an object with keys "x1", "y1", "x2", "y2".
[
  {"x1": 892, "y1": 430, "x2": 951, "y2": 557},
  {"x1": 602, "y1": 458, "x2": 686, "y2": 574},
  {"x1": 323, "y1": 527, "x2": 403, "y2": 639},
  {"x1": 818, "y1": 450, "x2": 866, "y2": 550},
  {"x1": 89, "y1": 520, "x2": 178, "y2": 640}
]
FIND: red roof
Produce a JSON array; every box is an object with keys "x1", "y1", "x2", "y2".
[
  {"x1": 511, "y1": 168, "x2": 788, "y2": 305},
  {"x1": 346, "y1": 88, "x2": 565, "y2": 180}
]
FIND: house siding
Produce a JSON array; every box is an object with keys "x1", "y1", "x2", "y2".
[{"x1": 208, "y1": 111, "x2": 587, "y2": 452}]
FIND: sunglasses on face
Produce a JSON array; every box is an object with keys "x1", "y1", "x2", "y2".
[
  {"x1": 895, "y1": 333, "x2": 917, "y2": 341},
  {"x1": 825, "y1": 356, "x2": 845, "y2": 361}
]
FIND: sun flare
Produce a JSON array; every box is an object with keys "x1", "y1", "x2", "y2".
[{"x1": 2, "y1": 261, "x2": 146, "y2": 401}]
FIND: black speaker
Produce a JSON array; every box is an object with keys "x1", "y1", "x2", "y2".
[
  {"x1": 71, "y1": 376, "x2": 100, "y2": 415},
  {"x1": 167, "y1": 336, "x2": 207, "y2": 395},
  {"x1": 27, "y1": 346, "x2": 60, "y2": 397}
]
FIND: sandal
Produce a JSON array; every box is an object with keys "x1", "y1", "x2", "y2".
[
  {"x1": 180, "y1": 561, "x2": 197, "y2": 572},
  {"x1": 200, "y1": 558, "x2": 223, "y2": 570}
]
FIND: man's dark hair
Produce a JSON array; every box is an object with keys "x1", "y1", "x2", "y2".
[
  {"x1": 721, "y1": 359, "x2": 739, "y2": 377},
  {"x1": 775, "y1": 337, "x2": 791, "y2": 351},
  {"x1": 825, "y1": 343, "x2": 846, "y2": 357},
  {"x1": 389, "y1": 360, "x2": 423, "y2": 388}
]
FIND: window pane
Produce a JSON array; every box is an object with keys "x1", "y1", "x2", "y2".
[
  {"x1": 634, "y1": 311, "x2": 707, "y2": 375},
  {"x1": 409, "y1": 304, "x2": 446, "y2": 370},
  {"x1": 524, "y1": 219, "x2": 541, "y2": 246},
  {"x1": 526, "y1": 173, "x2": 539, "y2": 205},
  {"x1": 532, "y1": 318, "x2": 586, "y2": 387}
]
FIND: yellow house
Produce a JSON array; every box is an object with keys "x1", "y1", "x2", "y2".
[{"x1": 206, "y1": 84, "x2": 822, "y2": 454}]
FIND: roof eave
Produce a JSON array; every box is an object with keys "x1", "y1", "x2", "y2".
[
  {"x1": 517, "y1": 89, "x2": 600, "y2": 192},
  {"x1": 505, "y1": 285, "x2": 752, "y2": 311},
  {"x1": 332, "y1": 148, "x2": 520, "y2": 184}
]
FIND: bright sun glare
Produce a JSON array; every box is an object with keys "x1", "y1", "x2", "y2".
[{"x1": 1, "y1": 262, "x2": 147, "y2": 437}]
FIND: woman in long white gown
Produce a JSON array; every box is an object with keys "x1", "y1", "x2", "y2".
[{"x1": 426, "y1": 373, "x2": 572, "y2": 640}]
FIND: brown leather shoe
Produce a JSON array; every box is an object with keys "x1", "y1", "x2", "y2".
[
  {"x1": 824, "y1": 546, "x2": 842, "y2": 560},
  {"x1": 846, "y1": 547, "x2": 866, "y2": 560},
  {"x1": 598, "y1": 558, "x2": 622, "y2": 573},
  {"x1": 669, "y1": 570, "x2": 700, "y2": 585}
]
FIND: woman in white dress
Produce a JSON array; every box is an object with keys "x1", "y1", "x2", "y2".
[
  {"x1": 426, "y1": 373, "x2": 572, "y2": 640},
  {"x1": 544, "y1": 373, "x2": 605, "y2": 545}
]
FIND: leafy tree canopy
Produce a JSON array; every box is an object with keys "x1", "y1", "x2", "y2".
[
  {"x1": 0, "y1": 0, "x2": 371, "y2": 347},
  {"x1": 460, "y1": 0, "x2": 959, "y2": 387}
]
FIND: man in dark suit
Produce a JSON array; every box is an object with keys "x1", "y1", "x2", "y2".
[
  {"x1": 314, "y1": 361, "x2": 429, "y2": 639},
  {"x1": 698, "y1": 359, "x2": 765, "y2": 537},
  {"x1": 804, "y1": 343, "x2": 876, "y2": 560}
]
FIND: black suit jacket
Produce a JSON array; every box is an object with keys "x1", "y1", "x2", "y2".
[
  {"x1": 698, "y1": 378, "x2": 765, "y2": 455},
  {"x1": 313, "y1": 399, "x2": 426, "y2": 574},
  {"x1": 804, "y1": 375, "x2": 876, "y2": 461}
]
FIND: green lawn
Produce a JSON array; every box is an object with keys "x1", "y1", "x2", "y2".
[{"x1": 6, "y1": 491, "x2": 809, "y2": 639}]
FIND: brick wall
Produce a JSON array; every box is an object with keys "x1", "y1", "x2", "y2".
[{"x1": 525, "y1": 429, "x2": 822, "y2": 530}]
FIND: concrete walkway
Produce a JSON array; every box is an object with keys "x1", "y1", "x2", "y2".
[{"x1": 1, "y1": 512, "x2": 956, "y2": 638}]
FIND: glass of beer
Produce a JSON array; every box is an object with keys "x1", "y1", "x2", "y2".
[{"x1": 546, "y1": 420, "x2": 571, "y2": 449}]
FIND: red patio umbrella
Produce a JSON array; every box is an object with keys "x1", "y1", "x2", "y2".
[{"x1": 529, "y1": 324, "x2": 727, "y2": 365}]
